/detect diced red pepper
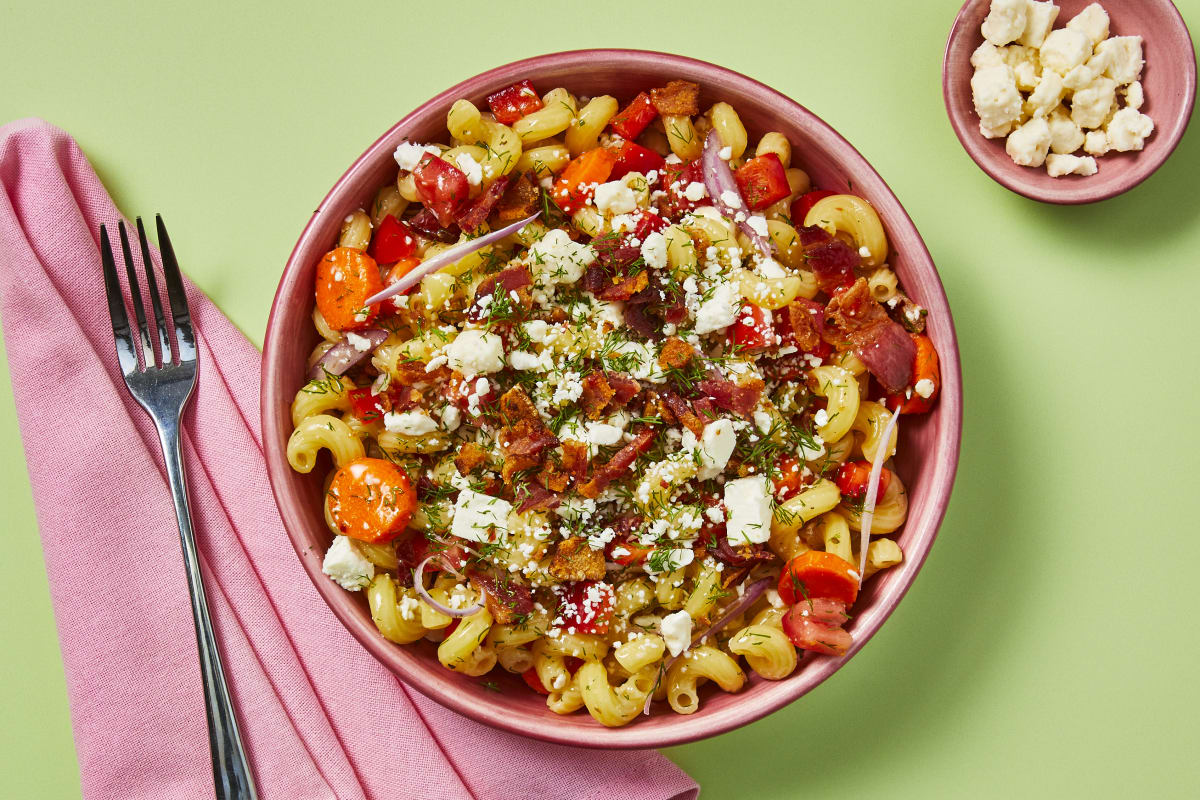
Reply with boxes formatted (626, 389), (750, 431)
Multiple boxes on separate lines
(487, 80), (543, 124)
(412, 154), (471, 228)
(734, 153), (790, 211)
(442, 374), (497, 413)
(522, 667), (550, 695)
(790, 189), (837, 225)
(609, 140), (666, 180)
(730, 302), (777, 352)
(347, 386), (389, 423)
(549, 148), (617, 215)
(609, 92), (658, 140)
(661, 159), (706, 216)
(885, 334), (940, 414)
(556, 580), (615, 635)
(835, 460), (892, 501)
(772, 456), (806, 502)
(368, 214), (417, 264)
(631, 209), (669, 241)
(605, 536), (654, 566)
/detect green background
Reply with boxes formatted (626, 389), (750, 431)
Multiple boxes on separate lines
(3, 0), (1198, 797)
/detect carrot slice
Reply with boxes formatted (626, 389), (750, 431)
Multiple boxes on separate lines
(326, 457), (416, 543)
(550, 148), (618, 215)
(778, 550), (860, 606)
(315, 247), (383, 331)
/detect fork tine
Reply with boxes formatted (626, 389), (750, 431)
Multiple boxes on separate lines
(156, 215), (196, 363)
(99, 225), (140, 376)
(136, 217), (174, 365)
(118, 220), (155, 368)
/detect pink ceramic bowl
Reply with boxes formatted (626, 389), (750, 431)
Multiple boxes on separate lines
(261, 49), (963, 749)
(944, 0), (1196, 204)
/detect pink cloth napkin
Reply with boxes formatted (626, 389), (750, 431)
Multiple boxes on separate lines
(0, 118), (699, 800)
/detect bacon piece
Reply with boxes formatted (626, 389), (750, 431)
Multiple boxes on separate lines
(692, 396), (719, 421)
(592, 234), (642, 271)
(469, 264), (532, 322)
(660, 389), (705, 437)
(577, 428), (656, 498)
(804, 234), (860, 293)
(548, 537), (606, 582)
(657, 336), (694, 370)
(888, 292), (927, 334)
(537, 460), (570, 493)
(497, 386), (559, 482)
(580, 372), (615, 420)
(642, 391), (675, 426)
(597, 270), (649, 301)
(515, 482), (562, 513)
(604, 371), (641, 406)
(621, 301), (659, 340)
(710, 537), (777, 569)
(496, 172), (541, 223)
(407, 207), (460, 244)
(695, 376), (764, 419)
(797, 225), (831, 247)
(787, 298), (830, 352)
(824, 278), (916, 393)
(454, 442), (489, 475)
(650, 80), (701, 116)
(456, 175), (511, 233)
(561, 440), (589, 481)
(468, 570), (535, 625)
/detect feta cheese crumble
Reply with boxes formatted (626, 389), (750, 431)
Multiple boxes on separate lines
(450, 489), (511, 543)
(724, 475), (773, 545)
(322, 535), (374, 591)
(660, 610), (693, 657)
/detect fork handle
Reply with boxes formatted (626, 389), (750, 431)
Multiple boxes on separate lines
(157, 417), (259, 800)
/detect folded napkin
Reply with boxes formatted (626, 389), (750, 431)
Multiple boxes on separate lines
(0, 119), (699, 800)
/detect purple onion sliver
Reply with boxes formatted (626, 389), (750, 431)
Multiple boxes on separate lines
(413, 555), (483, 618)
(306, 327), (389, 379)
(364, 212), (540, 307)
(699, 130), (773, 260)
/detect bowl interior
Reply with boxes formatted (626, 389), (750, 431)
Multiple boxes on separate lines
(944, 0), (1196, 204)
(262, 49), (963, 749)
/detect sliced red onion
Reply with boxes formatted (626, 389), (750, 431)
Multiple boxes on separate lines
(412, 555), (482, 618)
(643, 577), (772, 715)
(306, 327), (389, 379)
(363, 212), (540, 306)
(857, 408), (902, 578)
(700, 131), (772, 260)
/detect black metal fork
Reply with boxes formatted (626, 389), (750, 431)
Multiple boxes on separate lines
(99, 217), (257, 799)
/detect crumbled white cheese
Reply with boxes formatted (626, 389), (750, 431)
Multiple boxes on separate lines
(718, 145), (733, 160)
(646, 547), (695, 576)
(640, 231), (668, 270)
(660, 610), (693, 657)
(1095, 36), (1144, 85)
(344, 332), (373, 352)
(454, 152), (483, 186)
(383, 410), (438, 436)
(450, 489), (511, 543)
(441, 405), (462, 432)
(689, 418), (737, 480)
(693, 281), (742, 335)
(526, 228), (596, 288)
(594, 180), (638, 215)
(1046, 153), (1099, 177)
(508, 350), (543, 372)
(1024, 70), (1064, 119)
(393, 141), (438, 171)
(445, 329), (505, 377)
(1083, 129), (1109, 156)
(585, 422), (625, 447)
(1106, 107), (1155, 151)
(1018, 0), (1060, 47)
(971, 65), (1023, 138)
(322, 536), (374, 591)
(914, 378), (937, 398)
(1047, 107), (1085, 155)
(1040, 28), (1091, 73)
(719, 189), (742, 209)
(683, 181), (708, 202)
(1066, 3), (1110, 46)
(1071, 77), (1117, 129)
(1005, 117), (1052, 167)
(1125, 80), (1144, 111)
(724, 475), (773, 545)
(981, 0), (1028, 46)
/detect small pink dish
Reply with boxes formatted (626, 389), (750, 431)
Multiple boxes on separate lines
(944, 0), (1196, 204)
(261, 49), (963, 749)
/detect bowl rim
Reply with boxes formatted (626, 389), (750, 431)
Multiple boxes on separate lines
(942, 0), (1197, 205)
(262, 47), (964, 749)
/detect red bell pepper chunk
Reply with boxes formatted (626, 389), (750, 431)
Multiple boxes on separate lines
(730, 303), (777, 352)
(556, 580), (615, 635)
(662, 159), (706, 216)
(486, 80), (543, 125)
(835, 460), (892, 501)
(609, 140), (666, 179)
(522, 667), (551, 695)
(771, 455), (806, 502)
(609, 92), (658, 140)
(885, 334), (940, 414)
(734, 153), (790, 211)
(412, 154), (471, 228)
(605, 535), (654, 566)
(347, 386), (388, 423)
(790, 189), (837, 225)
(442, 374), (497, 413)
(368, 214), (417, 264)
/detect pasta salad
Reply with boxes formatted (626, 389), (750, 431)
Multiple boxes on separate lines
(286, 77), (942, 727)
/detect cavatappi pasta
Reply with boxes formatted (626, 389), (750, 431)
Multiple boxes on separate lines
(291, 76), (943, 728)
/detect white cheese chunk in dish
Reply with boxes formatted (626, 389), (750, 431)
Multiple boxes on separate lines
(1070, 77), (1117, 130)
(660, 610), (693, 658)
(1039, 28), (1091, 73)
(322, 535), (374, 591)
(972, 65), (1023, 138)
(1083, 129), (1110, 156)
(1095, 36), (1144, 85)
(1046, 153), (1099, 177)
(1047, 108), (1085, 155)
(593, 180), (638, 215)
(1018, 1), (1061, 48)
(450, 489), (511, 543)
(693, 281), (742, 335)
(383, 410), (438, 436)
(1005, 117), (1052, 167)
(1065, 3), (1110, 46)
(1106, 108), (1155, 152)
(724, 475), (773, 545)
(981, 0), (1028, 46)
(445, 329), (505, 377)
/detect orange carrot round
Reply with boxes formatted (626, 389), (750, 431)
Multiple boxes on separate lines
(778, 550), (860, 606)
(326, 457), (416, 543)
(315, 247), (383, 331)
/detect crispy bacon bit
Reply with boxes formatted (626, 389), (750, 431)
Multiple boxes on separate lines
(592, 234), (642, 271)
(695, 376), (764, 419)
(657, 336), (695, 370)
(468, 570), (534, 625)
(580, 372), (615, 420)
(454, 442), (489, 476)
(650, 80), (701, 116)
(496, 172), (541, 223)
(642, 391), (675, 426)
(621, 301), (659, 340)
(390, 360), (433, 386)
(577, 428), (656, 498)
(787, 298), (830, 352)
(456, 175), (511, 233)
(597, 270), (649, 301)
(515, 482), (562, 513)
(469, 264), (531, 322)
(548, 537), (606, 582)
(660, 390), (705, 437)
(692, 396), (719, 421)
(498, 386), (559, 482)
(710, 537), (777, 569)
(824, 278), (916, 394)
(889, 292), (927, 334)
(605, 372), (641, 406)
(561, 440), (589, 481)
(797, 225), (860, 293)
(537, 460), (570, 493)
(407, 207), (460, 244)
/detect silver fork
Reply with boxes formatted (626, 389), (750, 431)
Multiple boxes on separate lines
(100, 217), (258, 800)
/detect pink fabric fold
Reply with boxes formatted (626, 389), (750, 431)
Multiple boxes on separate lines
(0, 118), (699, 800)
